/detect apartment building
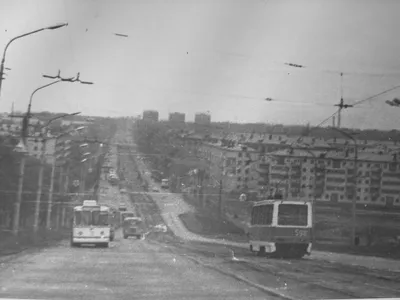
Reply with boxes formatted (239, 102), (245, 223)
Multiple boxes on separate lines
(142, 110), (159, 122)
(264, 148), (400, 207)
(168, 112), (185, 123)
(197, 139), (259, 194)
(194, 112), (211, 125)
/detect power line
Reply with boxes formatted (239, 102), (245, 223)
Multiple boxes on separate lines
(353, 83), (400, 107)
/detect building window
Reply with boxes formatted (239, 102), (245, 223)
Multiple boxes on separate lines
(238, 177), (242, 181)
(356, 196), (360, 201)
(357, 188), (361, 192)
(302, 168), (307, 172)
(302, 176), (306, 180)
(364, 188), (368, 192)
(340, 195), (344, 199)
(367, 164), (371, 167)
(34, 146), (38, 151)
(364, 196), (368, 200)
(358, 163), (363, 167)
(238, 152), (242, 158)
(325, 194), (329, 199)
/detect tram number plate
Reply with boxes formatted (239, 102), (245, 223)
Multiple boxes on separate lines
(294, 229), (308, 237)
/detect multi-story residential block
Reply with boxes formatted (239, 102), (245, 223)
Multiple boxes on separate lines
(194, 112), (211, 126)
(197, 139), (259, 195)
(142, 110), (159, 122)
(263, 148), (400, 207)
(168, 112), (185, 123)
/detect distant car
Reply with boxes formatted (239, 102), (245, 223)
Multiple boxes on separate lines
(153, 224), (167, 233)
(119, 203), (128, 212)
(152, 187), (159, 192)
(123, 217), (145, 239)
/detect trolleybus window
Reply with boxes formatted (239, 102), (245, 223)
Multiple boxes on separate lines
(278, 204), (308, 226)
(74, 211), (91, 226)
(92, 211), (110, 226)
(251, 204), (273, 225)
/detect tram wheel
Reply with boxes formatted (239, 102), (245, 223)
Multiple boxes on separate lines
(257, 246), (266, 257)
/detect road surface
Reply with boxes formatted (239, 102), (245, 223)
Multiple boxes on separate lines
(0, 231), (269, 300)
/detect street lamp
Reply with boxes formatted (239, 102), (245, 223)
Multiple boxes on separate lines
(331, 127), (358, 246)
(0, 23), (68, 99)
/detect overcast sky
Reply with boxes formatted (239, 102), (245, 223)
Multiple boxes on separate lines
(1, 0), (400, 129)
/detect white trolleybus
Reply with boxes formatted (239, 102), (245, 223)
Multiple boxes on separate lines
(71, 200), (112, 248)
(248, 199), (313, 259)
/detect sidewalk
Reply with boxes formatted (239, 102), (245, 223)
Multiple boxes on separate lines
(0, 228), (69, 256)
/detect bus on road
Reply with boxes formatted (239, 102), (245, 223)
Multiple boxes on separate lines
(71, 200), (113, 248)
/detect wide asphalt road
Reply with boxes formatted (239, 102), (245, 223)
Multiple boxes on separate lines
(0, 231), (271, 300)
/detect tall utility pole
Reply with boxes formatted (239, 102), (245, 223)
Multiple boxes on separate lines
(217, 153), (226, 217)
(13, 151), (26, 236)
(218, 178), (223, 216)
(33, 137), (46, 232)
(352, 146), (358, 246)
(334, 73), (353, 128)
(57, 164), (64, 229)
(331, 127), (358, 246)
(46, 157), (57, 229)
